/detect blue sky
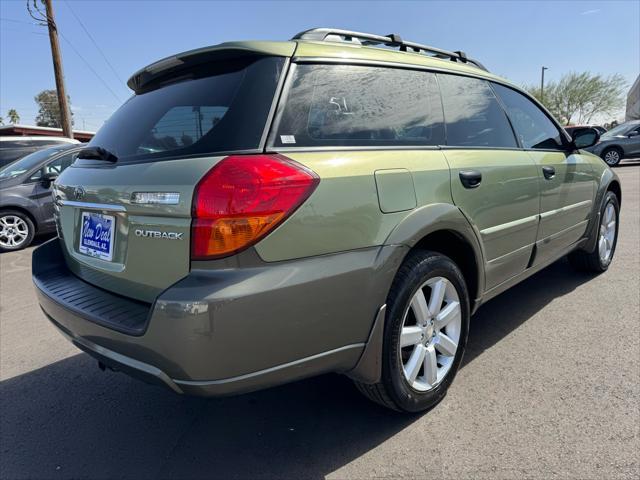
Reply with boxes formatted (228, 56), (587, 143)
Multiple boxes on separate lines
(1, 0), (638, 131)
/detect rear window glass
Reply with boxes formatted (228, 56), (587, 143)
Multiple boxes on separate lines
(274, 64), (445, 147)
(85, 56), (284, 162)
(437, 74), (517, 148)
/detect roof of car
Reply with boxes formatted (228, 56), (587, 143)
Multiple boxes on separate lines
(127, 29), (512, 93)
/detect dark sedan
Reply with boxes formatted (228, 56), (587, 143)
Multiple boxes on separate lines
(0, 144), (81, 251)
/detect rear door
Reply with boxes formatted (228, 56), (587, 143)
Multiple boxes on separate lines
(438, 74), (540, 290)
(53, 55), (285, 303)
(492, 83), (597, 265)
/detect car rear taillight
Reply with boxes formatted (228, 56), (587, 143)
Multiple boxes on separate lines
(191, 154), (319, 260)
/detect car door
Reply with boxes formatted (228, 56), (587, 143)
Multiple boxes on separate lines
(492, 83), (598, 266)
(438, 74), (541, 290)
(32, 150), (79, 230)
(623, 125), (640, 156)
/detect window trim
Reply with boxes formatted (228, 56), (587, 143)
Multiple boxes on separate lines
(266, 57), (572, 153)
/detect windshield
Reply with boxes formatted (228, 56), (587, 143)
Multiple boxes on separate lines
(0, 145), (71, 179)
(85, 56), (284, 163)
(602, 123), (637, 138)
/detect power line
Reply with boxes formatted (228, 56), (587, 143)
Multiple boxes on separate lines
(0, 16), (39, 25)
(57, 30), (122, 103)
(61, 0), (125, 85)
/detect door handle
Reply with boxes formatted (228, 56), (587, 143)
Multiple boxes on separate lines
(459, 170), (482, 189)
(542, 166), (555, 180)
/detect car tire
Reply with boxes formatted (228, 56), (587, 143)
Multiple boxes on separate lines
(601, 147), (623, 167)
(0, 210), (35, 252)
(568, 191), (619, 273)
(354, 250), (470, 412)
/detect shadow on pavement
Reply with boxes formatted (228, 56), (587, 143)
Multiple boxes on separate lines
(0, 258), (595, 479)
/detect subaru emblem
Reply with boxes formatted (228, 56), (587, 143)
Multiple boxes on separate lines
(73, 186), (86, 200)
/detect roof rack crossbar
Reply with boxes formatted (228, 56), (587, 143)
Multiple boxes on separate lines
(292, 28), (488, 72)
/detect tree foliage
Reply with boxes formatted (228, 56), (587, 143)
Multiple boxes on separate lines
(7, 109), (20, 124)
(525, 72), (626, 125)
(34, 89), (73, 128)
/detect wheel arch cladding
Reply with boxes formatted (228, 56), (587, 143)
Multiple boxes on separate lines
(410, 230), (480, 311)
(607, 179), (622, 206)
(384, 203), (484, 310)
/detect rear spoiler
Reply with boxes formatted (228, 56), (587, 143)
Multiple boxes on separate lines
(127, 41), (295, 93)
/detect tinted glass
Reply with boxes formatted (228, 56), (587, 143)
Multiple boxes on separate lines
(86, 56), (284, 162)
(275, 64), (445, 147)
(492, 83), (564, 150)
(437, 74), (517, 148)
(603, 122), (640, 138)
(45, 151), (78, 174)
(0, 145), (73, 179)
(0, 148), (38, 167)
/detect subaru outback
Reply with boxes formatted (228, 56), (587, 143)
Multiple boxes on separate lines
(32, 28), (621, 412)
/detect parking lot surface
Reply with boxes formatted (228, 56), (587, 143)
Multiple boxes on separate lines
(1, 162), (639, 480)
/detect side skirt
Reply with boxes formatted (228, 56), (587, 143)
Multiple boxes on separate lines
(479, 237), (588, 305)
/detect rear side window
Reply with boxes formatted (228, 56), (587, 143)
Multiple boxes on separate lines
(438, 74), (517, 148)
(86, 56), (284, 162)
(274, 64), (445, 147)
(492, 83), (564, 150)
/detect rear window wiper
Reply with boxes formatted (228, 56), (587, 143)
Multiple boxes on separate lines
(78, 146), (118, 163)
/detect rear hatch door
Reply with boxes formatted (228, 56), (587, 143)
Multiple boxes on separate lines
(53, 54), (287, 303)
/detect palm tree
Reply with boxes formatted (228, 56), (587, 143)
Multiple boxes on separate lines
(7, 109), (20, 124)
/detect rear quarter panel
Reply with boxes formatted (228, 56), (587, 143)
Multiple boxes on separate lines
(255, 150), (453, 261)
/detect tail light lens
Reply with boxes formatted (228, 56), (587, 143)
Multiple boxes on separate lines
(191, 154), (319, 260)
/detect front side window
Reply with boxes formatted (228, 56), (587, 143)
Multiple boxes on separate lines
(274, 64), (445, 147)
(602, 122), (640, 138)
(29, 151), (78, 181)
(437, 74), (517, 148)
(492, 83), (564, 150)
(45, 151), (78, 174)
(0, 146), (68, 179)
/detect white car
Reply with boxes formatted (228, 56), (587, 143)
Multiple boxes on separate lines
(0, 136), (80, 167)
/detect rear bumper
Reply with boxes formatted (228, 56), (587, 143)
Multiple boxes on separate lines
(33, 238), (405, 396)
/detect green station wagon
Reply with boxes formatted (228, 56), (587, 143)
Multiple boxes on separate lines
(33, 29), (621, 412)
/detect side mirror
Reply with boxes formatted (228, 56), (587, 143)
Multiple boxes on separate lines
(41, 171), (59, 188)
(571, 127), (600, 149)
(628, 131), (639, 138)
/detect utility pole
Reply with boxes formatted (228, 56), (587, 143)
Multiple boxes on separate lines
(43, 0), (73, 138)
(540, 66), (548, 104)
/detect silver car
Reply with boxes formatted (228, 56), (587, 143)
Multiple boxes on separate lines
(588, 120), (640, 166)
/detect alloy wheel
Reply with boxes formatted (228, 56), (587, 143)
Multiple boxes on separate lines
(604, 150), (620, 165)
(598, 202), (616, 264)
(0, 215), (29, 248)
(399, 276), (462, 392)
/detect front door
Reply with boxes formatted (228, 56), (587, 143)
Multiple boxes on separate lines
(491, 83), (597, 265)
(438, 74), (540, 290)
(34, 150), (79, 230)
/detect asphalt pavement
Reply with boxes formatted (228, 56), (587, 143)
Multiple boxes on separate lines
(1, 162), (639, 480)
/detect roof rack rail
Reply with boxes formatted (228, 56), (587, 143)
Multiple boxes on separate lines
(292, 28), (488, 72)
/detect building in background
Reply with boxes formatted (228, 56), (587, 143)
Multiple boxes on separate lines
(0, 124), (94, 142)
(627, 75), (640, 121)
